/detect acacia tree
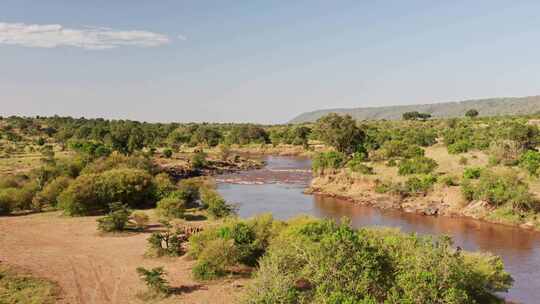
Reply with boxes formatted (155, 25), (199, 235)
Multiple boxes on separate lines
(314, 113), (364, 154)
(402, 111), (431, 121)
(465, 109), (479, 118)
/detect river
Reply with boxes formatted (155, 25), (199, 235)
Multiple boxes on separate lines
(216, 156), (540, 303)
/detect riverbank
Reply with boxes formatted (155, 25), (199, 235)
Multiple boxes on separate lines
(307, 170), (540, 232)
(155, 153), (265, 180)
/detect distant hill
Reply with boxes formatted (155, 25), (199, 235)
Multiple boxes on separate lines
(289, 96), (540, 123)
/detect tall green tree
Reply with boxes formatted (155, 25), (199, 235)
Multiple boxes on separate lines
(314, 114), (364, 154)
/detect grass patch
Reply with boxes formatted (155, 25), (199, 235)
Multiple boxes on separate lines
(0, 265), (59, 304)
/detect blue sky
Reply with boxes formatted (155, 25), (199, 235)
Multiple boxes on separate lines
(1, 1), (540, 123)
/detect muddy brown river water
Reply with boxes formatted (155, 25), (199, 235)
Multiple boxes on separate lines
(217, 156), (540, 304)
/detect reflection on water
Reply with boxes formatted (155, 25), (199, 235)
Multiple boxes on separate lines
(217, 156), (540, 304)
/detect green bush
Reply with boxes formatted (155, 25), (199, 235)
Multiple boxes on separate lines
(312, 151), (345, 173)
(81, 153), (155, 175)
(347, 155), (374, 174)
(398, 156), (438, 175)
(136, 267), (169, 295)
(32, 176), (72, 209)
(0, 182), (38, 214)
(200, 189), (235, 218)
(402, 145), (425, 159)
(156, 196), (186, 219)
(189, 215), (277, 278)
(448, 140), (472, 154)
(191, 151), (207, 170)
(97, 202), (131, 232)
(404, 174), (437, 195)
(192, 238), (239, 280)
(519, 150), (540, 176)
(461, 170), (535, 210)
(58, 168), (154, 216)
(177, 178), (202, 206)
(243, 218), (512, 304)
(463, 167), (483, 179)
(163, 148), (173, 158)
(152, 173), (175, 200)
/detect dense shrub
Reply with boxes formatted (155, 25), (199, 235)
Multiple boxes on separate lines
(136, 267), (169, 295)
(192, 239), (239, 280)
(96, 202), (131, 232)
(189, 215), (276, 279)
(448, 140), (472, 154)
(404, 174), (437, 195)
(58, 168), (154, 215)
(519, 150), (540, 176)
(314, 113), (365, 154)
(156, 196), (186, 219)
(347, 153), (374, 174)
(177, 178), (202, 206)
(312, 151), (345, 173)
(162, 148), (173, 158)
(398, 156), (438, 175)
(0, 182), (38, 214)
(199, 187), (236, 218)
(152, 173), (175, 200)
(227, 124), (269, 145)
(81, 153), (155, 175)
(32, 176), (72, 209)
(191, 151), (207, 170)
(243, 218), (512, 304)
(463, 167), (483, 179)
(461, 170), (535, 210)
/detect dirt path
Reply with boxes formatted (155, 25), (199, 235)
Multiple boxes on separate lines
(0, 212), (247, 304)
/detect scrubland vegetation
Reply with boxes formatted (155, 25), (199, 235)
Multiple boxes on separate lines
(1, 112), (538, 303)
(0, 265), (59, 304)
(188, 215), (512, 303)
(310, 112), (540, 229)
(0, 115), (311, 216)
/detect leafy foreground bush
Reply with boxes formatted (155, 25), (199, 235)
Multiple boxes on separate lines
(243, 217), (513, 304)
(189, 214), (275, 280)
(0, 265), (59, 304)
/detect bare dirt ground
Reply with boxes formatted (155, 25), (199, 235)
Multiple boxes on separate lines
(0, 212), (248, 304)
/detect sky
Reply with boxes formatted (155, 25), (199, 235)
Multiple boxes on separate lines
(1, 0), (540, 124)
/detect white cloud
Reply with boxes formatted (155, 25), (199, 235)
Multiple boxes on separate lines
(177, 34), (187, 41)
(0, 22), (170, 50)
